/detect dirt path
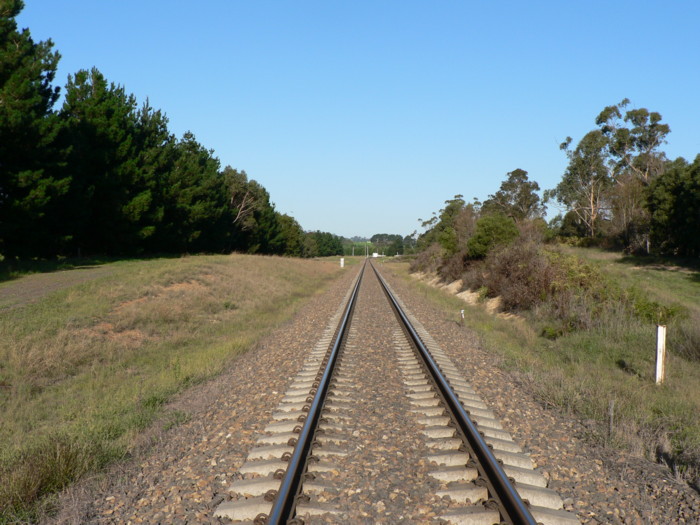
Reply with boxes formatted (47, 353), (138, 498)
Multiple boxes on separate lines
(0, 266), (113, 310)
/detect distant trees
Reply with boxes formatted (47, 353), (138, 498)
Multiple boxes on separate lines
(402, 233), (417, 254)
(370, 233), (404, 255)
(340, 233), (409, 257)
(303, 231), (343, 257)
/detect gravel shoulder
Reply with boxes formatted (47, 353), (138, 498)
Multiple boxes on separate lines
(0, 266), (112, 310)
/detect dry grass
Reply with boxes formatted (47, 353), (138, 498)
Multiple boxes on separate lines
(0, 254), (343, 522)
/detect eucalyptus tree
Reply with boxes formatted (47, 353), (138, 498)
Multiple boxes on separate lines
(402, 232), (417, 254)
(482, 169), (545, 221)
(433, 194), (465, 254)
(545, 131), (611, 238)
(596, 98), (670, 185)
(417, 195), (480, 255)
(595, 99), (670, 251)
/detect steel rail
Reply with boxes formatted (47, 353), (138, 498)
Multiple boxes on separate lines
(265, 261), (366, 525)
(371, 261), (537, 525)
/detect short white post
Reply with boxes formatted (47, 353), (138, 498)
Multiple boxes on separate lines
(655, 325), (667, 385)
(340, 257), (345, 268)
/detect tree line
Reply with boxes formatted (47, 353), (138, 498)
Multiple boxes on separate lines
(415, 99), (698, 261)
(547, 98), (699, 256)
(0, 1), (344, 260)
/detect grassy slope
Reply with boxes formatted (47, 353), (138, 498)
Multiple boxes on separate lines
(0, 254), (345, 522)
(561, 246), (700, 317)
(385, 250), (700, 484)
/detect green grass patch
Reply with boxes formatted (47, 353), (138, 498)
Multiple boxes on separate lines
(0, 255), (148, 283)
(0, 254), (344, 522)
(561, 246), (700, 316)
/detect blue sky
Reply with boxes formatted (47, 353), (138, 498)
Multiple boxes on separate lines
(18, 1), (700, 238)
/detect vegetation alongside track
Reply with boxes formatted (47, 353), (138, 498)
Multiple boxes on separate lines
(388, 247), (700, 489)
(1, 2), (346, 262)
(0, 254), (344, 522)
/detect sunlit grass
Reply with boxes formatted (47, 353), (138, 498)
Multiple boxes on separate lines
(561, 246), (700, 316)
(0, 254), (343, 522)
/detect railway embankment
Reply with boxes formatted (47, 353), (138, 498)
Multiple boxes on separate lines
(46, 258), (700, 523)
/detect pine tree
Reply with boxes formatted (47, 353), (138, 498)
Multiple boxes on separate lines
(157, 132), (229, 253)
(56, 68), (140, 254)
(0, 0), (66, 257)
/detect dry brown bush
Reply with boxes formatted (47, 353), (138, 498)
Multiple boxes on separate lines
(480, 241), (557, 311)
(409, 243), (443, 273)
(438, 249), (469, 282)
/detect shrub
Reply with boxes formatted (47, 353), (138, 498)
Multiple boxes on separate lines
(409, 242), (443, 273)
(632, 294), (685, 325)
(544, 288), (598, 331)
(480, 241), (557, 311)
(438, 250), (468, 282)
(518, 218), (548, 243)
(466, 213), (519, 258)
(460, 262), (485, 292)
(545, 250), (607, 292)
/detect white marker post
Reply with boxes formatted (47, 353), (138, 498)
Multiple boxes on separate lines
(340, 257), (345, 268)
(655, 325), (667, 385)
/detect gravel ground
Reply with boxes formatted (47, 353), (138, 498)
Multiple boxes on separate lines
(47, 260), (700, 524)
(298, 267), (451, 523)
(0, 266), (112, 310)
(378, 263), (700, 525)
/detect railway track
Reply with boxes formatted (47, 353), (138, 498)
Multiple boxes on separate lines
(215, 261), (579, 524)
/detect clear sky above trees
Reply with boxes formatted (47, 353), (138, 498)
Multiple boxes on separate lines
(17, 1), (700, 238)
